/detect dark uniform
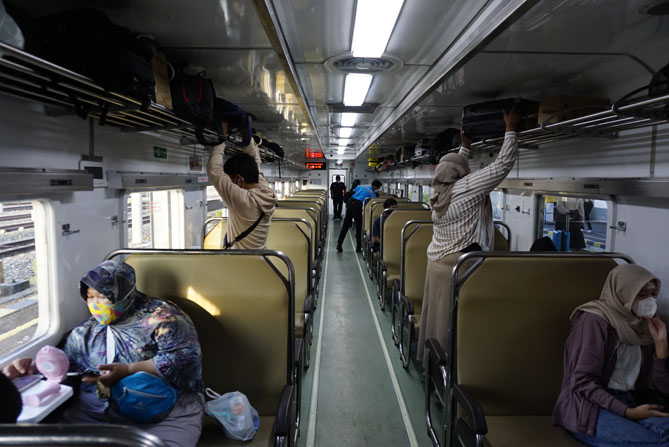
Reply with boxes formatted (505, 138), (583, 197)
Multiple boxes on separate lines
(329, 181), (346, 219)
(337, 185), (377, 252)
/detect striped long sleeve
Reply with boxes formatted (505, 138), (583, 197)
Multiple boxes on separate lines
(427, 132), (518, 260)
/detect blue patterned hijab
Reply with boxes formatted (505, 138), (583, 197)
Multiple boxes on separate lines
(65, 260), (204, 392)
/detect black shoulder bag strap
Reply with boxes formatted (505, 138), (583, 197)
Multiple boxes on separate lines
(222, 211), (265, 249)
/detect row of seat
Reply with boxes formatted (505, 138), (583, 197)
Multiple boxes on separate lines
(360, 195), (513, 373)
(363, 205), (630, 446)
(423, 252), (634, 447)
(199, 189), (328, 445)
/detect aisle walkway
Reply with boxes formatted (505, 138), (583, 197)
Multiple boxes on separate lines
(298, 220), (432, 447)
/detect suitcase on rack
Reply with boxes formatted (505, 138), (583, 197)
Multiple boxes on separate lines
(461, 98), (538, 141)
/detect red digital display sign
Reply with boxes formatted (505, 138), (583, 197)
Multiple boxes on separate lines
(305, 148), (324, 159)
(305, 162), (326, 170)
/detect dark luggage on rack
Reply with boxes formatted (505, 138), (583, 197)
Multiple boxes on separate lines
(403, 143), (416, 161)
(265, 141), (284, 159)
(429, 128), (461, 164)
(9, 7), (156, 106)
(461, 98), (538, 141)
(214, 98), (256, 147)
(170, 69), (226, 146)
(649, 61), (669, 98)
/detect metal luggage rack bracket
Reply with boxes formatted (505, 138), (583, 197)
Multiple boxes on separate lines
(0, 41), (306, 168)
(470, 92), (669, 153)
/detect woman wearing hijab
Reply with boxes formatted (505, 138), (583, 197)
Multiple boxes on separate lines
(553, 264), (669, 445)
(416, 109), (521, 365)
(3, 260), (204, 447)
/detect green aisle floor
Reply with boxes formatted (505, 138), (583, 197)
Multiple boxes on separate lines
(297, 220), (435, 447)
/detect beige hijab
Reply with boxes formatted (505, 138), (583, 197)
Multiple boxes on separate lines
(430, 153), (470, 214)
(571, 264), (661, 345)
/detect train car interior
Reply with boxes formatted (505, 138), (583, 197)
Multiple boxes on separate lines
(0, 0), (668, 446)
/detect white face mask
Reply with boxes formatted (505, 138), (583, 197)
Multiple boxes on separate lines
(633, 297), (657, 318)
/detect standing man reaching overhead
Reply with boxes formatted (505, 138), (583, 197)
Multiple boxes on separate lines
(330, 175), (346, 219)
(336, 179), (382, 253)
(206, 126), (277, 249)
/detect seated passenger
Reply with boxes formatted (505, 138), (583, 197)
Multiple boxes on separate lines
(206, 131), (276, 249)
(530, 236), (558, 251)
(3, 261), (203, 447)
(553, 264), (669, 445)
(336, 179), (383, 253)
(372, 198), (398, 252)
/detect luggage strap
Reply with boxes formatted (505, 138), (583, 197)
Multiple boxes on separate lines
(223, 211), (265, 249)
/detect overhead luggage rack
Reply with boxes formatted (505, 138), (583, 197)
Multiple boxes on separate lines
(471, 93), (669, 153)
(0, 41), (303, 167)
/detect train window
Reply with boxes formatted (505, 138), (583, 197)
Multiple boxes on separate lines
(490, 190), (504, 220)
(422, 185), (432, 203)
(540, 195), (608, 252)
(126, 190), (185, 249)
(205, 185), (227, 219)
(0, 201), (51, 359)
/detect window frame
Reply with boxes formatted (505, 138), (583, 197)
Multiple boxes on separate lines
(123, 188), (186, 250)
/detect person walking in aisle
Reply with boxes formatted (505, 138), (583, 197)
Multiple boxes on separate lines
(330, 175), (346, 219)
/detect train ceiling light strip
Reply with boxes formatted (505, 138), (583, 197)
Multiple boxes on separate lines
(343, 74), (373, 107)
(351, 0), (405, 58)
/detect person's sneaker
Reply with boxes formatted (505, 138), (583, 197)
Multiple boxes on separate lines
(336, 245), (343, 253)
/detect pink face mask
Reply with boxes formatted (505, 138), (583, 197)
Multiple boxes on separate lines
(35, 345), (69, 382)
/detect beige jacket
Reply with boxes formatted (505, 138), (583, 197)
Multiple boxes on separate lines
(206, 141), (276, 249)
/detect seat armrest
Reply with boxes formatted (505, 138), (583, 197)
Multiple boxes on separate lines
(453, 383), (488, 445)
(426, 338), (447, 367)
(294, 339), (303, 369)
(274, 384), (295, 437)
(399, 293), (414, 315)
(304, 294), (314, 314)
(391, 279), (400, 292)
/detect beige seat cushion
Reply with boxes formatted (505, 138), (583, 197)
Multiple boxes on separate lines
(198, 416), (276, 447)
(295, 313), (305, 339)
(484, 416), (585, 447)
(382, 209), (431, 278)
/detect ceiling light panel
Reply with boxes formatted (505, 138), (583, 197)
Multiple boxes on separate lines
(339, 127), (354, 138)
(351, 0), (405, 58)
(343, 73), (373, 106)
(341, 113), (358, 127)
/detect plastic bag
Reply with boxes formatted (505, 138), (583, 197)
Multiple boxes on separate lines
(0, 0), (25, 49)
(204, 389), (260, 441)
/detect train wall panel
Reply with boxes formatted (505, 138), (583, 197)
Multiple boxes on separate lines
(612, 197), (669, 317)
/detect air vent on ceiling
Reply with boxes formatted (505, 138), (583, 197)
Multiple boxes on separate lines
(325, 55), (403, 74)
(640, 0), (669, 14)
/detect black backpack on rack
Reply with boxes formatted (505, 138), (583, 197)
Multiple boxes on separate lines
(7, 7), (155, 108)
(170, 69), (225, 146)
(264, 141), (285, 159)
(429, 128), (461, 164)
(214, 98), (256, 147)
